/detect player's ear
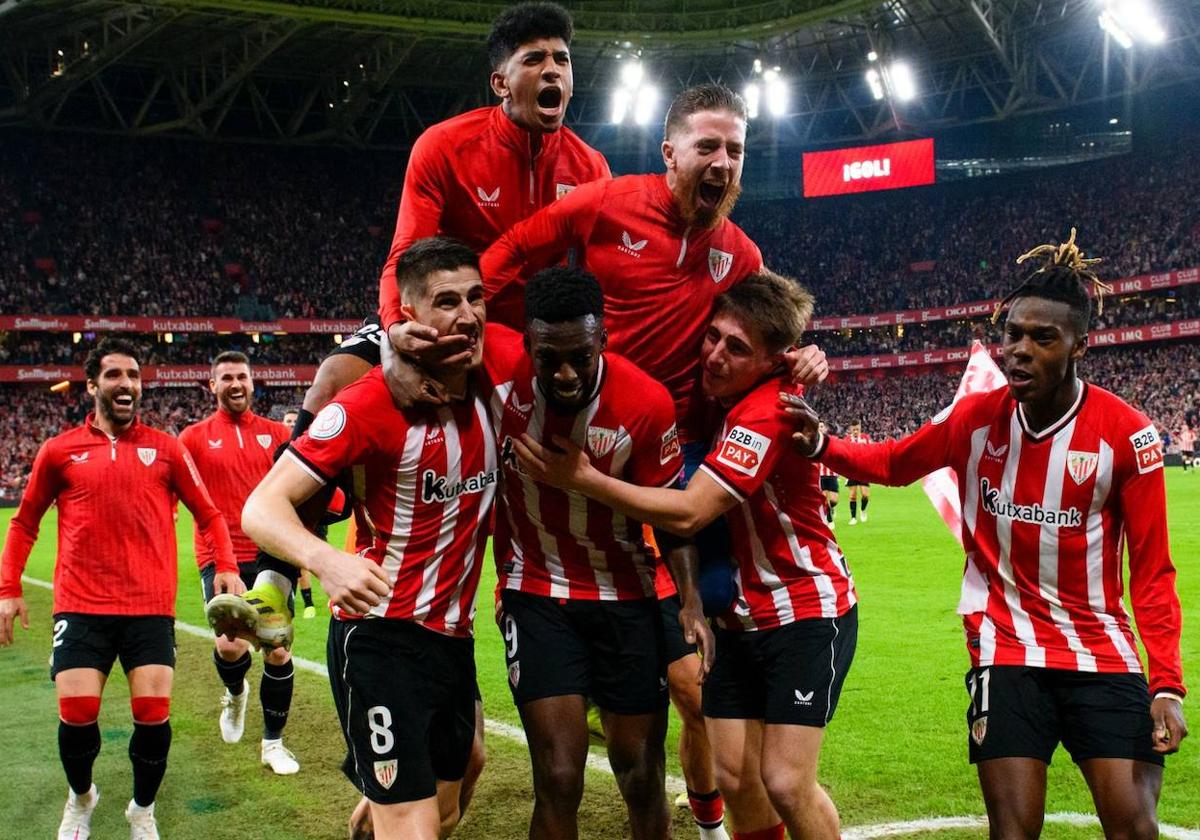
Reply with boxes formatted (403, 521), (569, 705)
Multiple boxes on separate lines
(208, 379), (218, 395)
(490, 69), (510, 101)
(661, 139), (676, 171)
(599, 328), (608, 354)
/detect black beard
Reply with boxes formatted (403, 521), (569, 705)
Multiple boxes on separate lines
(97, 390), (140, 424)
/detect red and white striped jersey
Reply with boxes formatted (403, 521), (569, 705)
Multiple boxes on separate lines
(482, 324), (683, 601)
(818, 463), (838, 480)
(287, 368), (499, 637)
(699, 377), (857, 631)
(819, 382), (1185, 697)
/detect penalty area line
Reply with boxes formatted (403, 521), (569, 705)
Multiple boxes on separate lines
(21, 575), (687, 794)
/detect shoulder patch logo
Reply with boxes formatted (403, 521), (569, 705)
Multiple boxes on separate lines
(137, 447), (157, 467)
(659, 424), (681, 466)
(708, 248), (733, 283)
(555, 183), (576, 201)
(931, 403), (954, 425)
(310, 403), (347, 441)
(586, 426), (620, 460)
(716, 425), (770, 477)
(256, 434), (273, 449)
(476, 186), (500, 205)
(619, 230), (648, 257)
(1066, 450), (1100, 485)
(374, 759), (397, 790)
(1130, 424), (1163, 475)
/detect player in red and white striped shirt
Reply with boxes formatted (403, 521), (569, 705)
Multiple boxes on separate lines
(816, 431), (840, 527)
(0, 338), (240, 839)
(844, 423), (871, 524)
(789, 232), (1187, 839)
(242, 239), (498, 840)
(518, 271), (853, 840)
(485, 266), (712, 839)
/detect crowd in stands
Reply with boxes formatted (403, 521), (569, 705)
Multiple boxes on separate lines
(0, 385), (303, 501)
(3, 130), (1200, 326)
(0, 332), (340, 366)
(814, 342), (1200, 441)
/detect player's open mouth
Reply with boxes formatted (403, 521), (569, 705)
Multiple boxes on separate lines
(698, 181), (725, 209)
(1008, 368), (1034, 385)
(114, 394), (134, 407)
(537, 86), (563, 114)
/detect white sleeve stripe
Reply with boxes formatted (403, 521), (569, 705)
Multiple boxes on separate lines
(699, 463), (745, 503)
(283, 449), (328, 487)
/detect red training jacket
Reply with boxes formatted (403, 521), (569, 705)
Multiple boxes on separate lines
(378, 105), (610, 330)
(0, 414), (235, 616)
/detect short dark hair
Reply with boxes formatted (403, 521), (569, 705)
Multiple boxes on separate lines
(487, 2), (573, 70)
(211, 350), (250, 377)
(713, 270), (814, 354)
(524, 266), (604, 325)
(84, 337), (141, 382)
(395, 237), (480, 300)
(664, 83), (748, 139)
(996, 229), (1101, 335)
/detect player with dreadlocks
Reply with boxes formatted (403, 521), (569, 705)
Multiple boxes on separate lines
(785, 230), (1187, 839)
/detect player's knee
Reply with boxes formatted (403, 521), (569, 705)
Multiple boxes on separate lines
(712, 763), (757, 806)
(131, 695), (171, 725)
(1101, 814), (1158, 840)
(438, 801), (461, 838)
(533, 758), (585, 809)
(264, 645), (291, 666)
(668, 673), (704, 721)
(59, 695), (101, 725)
(761, 763), (816, 812)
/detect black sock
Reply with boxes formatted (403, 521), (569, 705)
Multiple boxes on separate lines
(850, 500), (857, 518)
(214, 649), (252, 694)
(59, 721), (101, 795)
(300, 587), (314, 608)
(862, 496), (870, 512)
(129, 721), (171, 807)
(261, 659), (294, 740)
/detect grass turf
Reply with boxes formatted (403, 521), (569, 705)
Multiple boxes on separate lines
(1, 473), (1196, 838)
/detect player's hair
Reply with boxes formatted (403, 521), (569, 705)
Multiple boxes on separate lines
(524, 266), (604, 325)
(664, 83), (748, 139)
(395, 237), (480, 300)
(991, 228), (1111, 335)
(713, 270), (814, 354)
(487, 2), (573, 69)
(211, 350), (250, 376)
(84, 337), (141, 382)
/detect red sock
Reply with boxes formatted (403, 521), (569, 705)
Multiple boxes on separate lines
(733, 824), (785, 840)
(687, 788), (725, 828)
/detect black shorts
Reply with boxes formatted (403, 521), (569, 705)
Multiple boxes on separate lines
(326, 617), (476, 804)
(703, 606), (857, 726)
(500, 589), (668, 715)
(200, 561), (258, 603)
(660, 595), (698, 665)
(51, 613), (176, 678)
(965, 665), (1164, 766)
(845, 479), (869, 488)
(819, 476), (839, 493)
(327, 316), (382, 366)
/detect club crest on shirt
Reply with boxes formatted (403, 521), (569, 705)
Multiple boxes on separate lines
(256, 434), (273, 449)
(137, 447), (157, 467)
(586, 426), (619, 459)
(708, 248), (733, 283)
(971, 715), (988, 746)
(556, 183), (576, 200)
(374, 759), (397, 790)
(1066, 450), (1099, 485)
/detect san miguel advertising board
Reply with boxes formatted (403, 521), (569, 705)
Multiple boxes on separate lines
(802, 138), (935, 198)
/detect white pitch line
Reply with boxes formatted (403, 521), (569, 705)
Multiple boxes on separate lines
(844, 811), (1200, 839)
(21, 575), (687, 794)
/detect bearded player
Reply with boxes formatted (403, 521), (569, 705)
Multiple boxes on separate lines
(788, 231), (1187, 839)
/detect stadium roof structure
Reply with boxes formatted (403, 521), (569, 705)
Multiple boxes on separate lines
(1, 0), (1199, 151)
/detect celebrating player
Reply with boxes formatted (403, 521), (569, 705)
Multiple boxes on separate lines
(844, 422), (870, 524)
(517, 272), (856, 840)
(242, 239), (497, 840)
(787, 231), (1188, 839)
(485, 266), (712, 839)
(178, 352), (299, 775)
(0, 337), (241, 840)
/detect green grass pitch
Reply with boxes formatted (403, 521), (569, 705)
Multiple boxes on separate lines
(1, 475), (1196, 838)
